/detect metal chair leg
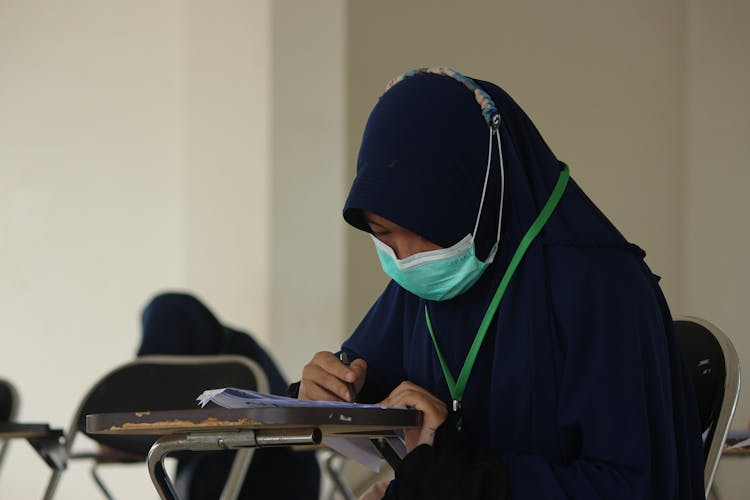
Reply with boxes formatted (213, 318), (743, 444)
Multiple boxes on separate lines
(43, 469), (63, 500)
(0, 441), (10, 479)
(324, 451), (356, 500)
(90, 463), (115, 500)
(220, 448), (255, 500)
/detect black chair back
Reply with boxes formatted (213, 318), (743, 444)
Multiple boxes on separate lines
(673, 319), (726, 460)
(0, 378), (19, 476)
(43, 355), (268, 499)
(673, 316), (740, 498)
(0, 379), (17, 423)
(76, 356), (265, 456)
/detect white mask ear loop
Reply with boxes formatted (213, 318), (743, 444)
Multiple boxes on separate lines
(471, 127), (505, 243)
(495, 128), (505, 241)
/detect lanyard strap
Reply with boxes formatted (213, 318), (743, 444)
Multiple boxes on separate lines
(426, 162), (570, 407)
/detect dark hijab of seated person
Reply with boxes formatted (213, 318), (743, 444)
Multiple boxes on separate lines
(138, 291), (289, 395)
(138, 292), (320, 500)
(340, 69), (704, 499)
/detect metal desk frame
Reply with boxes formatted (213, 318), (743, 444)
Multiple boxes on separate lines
(87, 405), (421, 500)
(0, 423), (66, 471)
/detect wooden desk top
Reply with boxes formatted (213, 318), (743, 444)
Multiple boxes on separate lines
(723, 443), (750, 456)
(723, 432), (750, 456)
(0, 422), (62, 440)
(86, 405), (422, 437)
(723, 447), (750, 456)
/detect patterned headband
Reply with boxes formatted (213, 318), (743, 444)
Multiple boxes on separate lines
(384, 66), (501, 130)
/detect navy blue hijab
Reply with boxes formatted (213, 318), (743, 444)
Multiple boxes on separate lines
(137, 292), (321, 500)
(342, 72), (703, 499)
(138, 292), (288, 396)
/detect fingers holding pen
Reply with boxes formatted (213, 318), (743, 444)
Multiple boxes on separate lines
(298, 351), (367, 402)
(298, 362), (349, 401)
(349, 357), (368, 394)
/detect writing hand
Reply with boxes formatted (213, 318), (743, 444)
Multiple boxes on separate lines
(299, 351), (367, 402)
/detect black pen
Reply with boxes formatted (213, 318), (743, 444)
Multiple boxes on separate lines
(339, 351), (357, 403)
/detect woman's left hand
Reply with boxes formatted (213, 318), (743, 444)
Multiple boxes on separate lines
(379, 381), (448, 452)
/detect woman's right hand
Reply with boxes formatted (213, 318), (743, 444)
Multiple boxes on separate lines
(298, 351), (367, 402)
(379, 381), (448, 452)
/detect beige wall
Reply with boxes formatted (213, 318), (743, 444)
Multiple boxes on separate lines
(269, 0), (347, 382)
(0, 0), (271, 497)
(684, 0), (750, 496)
(182, 0), (272, 341)
(0, 1), (182, 497)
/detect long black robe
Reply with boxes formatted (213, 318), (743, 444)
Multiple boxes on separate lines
(341, 72), (704, 499)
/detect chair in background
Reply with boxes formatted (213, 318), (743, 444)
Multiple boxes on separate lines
(0, 378), (19, 475)
(320, 449), (399, 500)
(673, 316), (741, 498)
(42, 355), (268, 500)
(0, 378), (65, 481)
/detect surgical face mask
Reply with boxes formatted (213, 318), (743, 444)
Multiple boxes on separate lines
(372, 128), (505, 301)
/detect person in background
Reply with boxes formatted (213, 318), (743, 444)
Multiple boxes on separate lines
(296, 68), (704, 499)
(139, 291), (320, 500)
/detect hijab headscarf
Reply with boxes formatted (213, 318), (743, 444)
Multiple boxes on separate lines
(136, 292), (321, 499)
(138, 292), (288, 395)
(342, 69), (703, 499)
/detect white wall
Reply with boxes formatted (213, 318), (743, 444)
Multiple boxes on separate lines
(269, 0), (347, 381)
(0, 1), (182, 497)
(182, 0), (272, 341)
(684, 0), (750, 496)
(0, 0), (272, 497)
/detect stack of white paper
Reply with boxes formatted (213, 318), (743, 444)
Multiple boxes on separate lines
(197, 387), (387, 410)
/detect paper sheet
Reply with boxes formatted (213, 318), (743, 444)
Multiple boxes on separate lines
(323, 437), (384, 472)
(729, 437), (750, 449)
(197, 387), (391, 410)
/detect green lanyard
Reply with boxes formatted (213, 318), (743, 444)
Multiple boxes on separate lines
(425, 162), (570, 416)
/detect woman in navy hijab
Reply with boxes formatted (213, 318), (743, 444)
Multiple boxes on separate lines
(297, 68), (704, 499)
(139, 292), (320, 500)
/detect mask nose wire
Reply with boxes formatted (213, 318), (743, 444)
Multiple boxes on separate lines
(471, 128), (505, 244)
